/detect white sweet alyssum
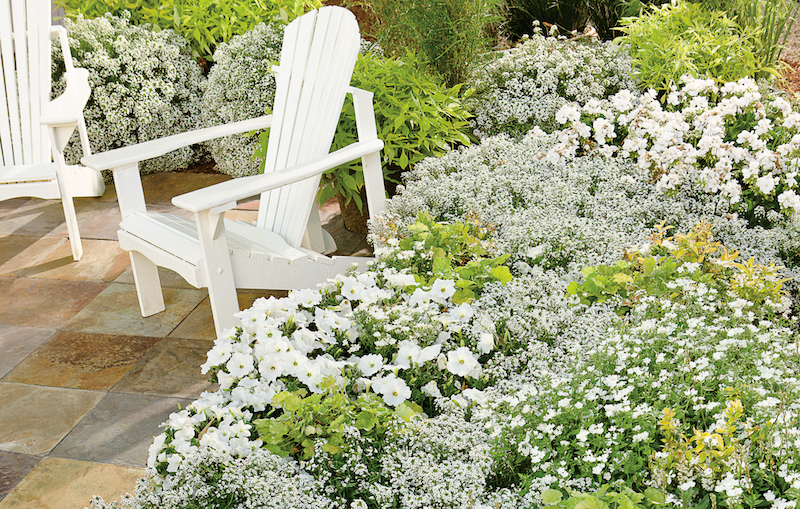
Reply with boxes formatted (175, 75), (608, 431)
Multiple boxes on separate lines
(52, 13), (205, 174)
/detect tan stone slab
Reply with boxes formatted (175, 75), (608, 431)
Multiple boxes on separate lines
(63, 283), (207, 338)
(0, 451), (41, 502)
(112, 265), (195, 289)
(51, 392), (192, 467)
(0, 278), (108, 329)
(0, 457), (143, 509)
(7, 240), (129, 283)
(0, 383), (103, 455)
(0, 199), (114, 238)
(169, 289), (288, 340)
(0, 326), (56, 379)
(141, 171), (231, 205)
(2, 331), (160, 391)
(113, 337), (216, 398)
(0, 236), (67, 276)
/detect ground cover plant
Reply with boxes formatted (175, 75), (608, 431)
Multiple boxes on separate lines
(467, 27), (637, 139)
(89, 87), (800, 508)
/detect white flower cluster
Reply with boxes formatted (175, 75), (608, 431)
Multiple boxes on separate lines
(549, 76), (800, 217)
(372, 130), (800, 286)
(52, 13), (205, 174)
(201, 23), (284, 178)
(468, 32), (636, 139)
(89, 447), (334, 509)
(146, 267), (499, 476)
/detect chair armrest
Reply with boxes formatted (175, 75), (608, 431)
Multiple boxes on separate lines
(172, 138), (385, 213)
(40, 68), (91, 127)
(81, 115), (274, 171)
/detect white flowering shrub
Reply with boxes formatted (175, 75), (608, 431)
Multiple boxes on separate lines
(89, 75), (800, 508)
(549, 76), (800, 225)
(467, 31), (637, 139)
(52, 13), (205, 174)
(201, 23), (284, 178)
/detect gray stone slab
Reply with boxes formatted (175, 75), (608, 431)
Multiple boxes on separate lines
(50, 392), (192, 468)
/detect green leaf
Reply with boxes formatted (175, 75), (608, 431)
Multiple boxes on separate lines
(541, 489), (563, 506)
(490, 266), (512, 284)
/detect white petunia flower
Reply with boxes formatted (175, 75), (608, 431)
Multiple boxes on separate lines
(446, 347), (480, 377)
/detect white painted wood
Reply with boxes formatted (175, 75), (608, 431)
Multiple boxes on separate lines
(1, 3), (104, 261)
(129, 250), (166, 317)
(81, 115), (273, 171)
(195, 210), (239, 334)
(93, 7), (386, 337)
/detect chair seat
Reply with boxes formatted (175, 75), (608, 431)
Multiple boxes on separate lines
(0, 162), (58, 185)
(120, 212), (314, 269)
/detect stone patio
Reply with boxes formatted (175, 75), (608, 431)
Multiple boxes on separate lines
(0, 171), (371, 508)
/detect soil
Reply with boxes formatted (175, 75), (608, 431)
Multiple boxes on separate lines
(777, 16), (800, 96)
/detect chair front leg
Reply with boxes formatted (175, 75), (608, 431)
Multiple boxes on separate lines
(195, 210), (239, 337)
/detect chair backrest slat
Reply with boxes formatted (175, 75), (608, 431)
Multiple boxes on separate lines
(0, 0), (51, 167)
(256, 7), (360, 248)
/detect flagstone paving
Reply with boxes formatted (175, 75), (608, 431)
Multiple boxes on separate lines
(0, 171), (370, 507)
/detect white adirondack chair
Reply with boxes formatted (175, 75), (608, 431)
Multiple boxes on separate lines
(1, 0), (105, 261)
(81, 6), (386, 337)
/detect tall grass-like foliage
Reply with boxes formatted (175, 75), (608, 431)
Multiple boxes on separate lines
(690, 0), (799, 68)
(616, 1), (776, 93)
(52, 13), (205, 174)
(360, 0), (502, 87)
(56, 0), (321, 62)
(503, 0), (589, 40)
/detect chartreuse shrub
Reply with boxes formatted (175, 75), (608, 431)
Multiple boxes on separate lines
(317, 52), (474, 212)
(615, 1), (775, 93)
(52, 13), (205, 174)
(568, 221), (789, 315)
(690, 0), (799, 68)
(57, 0), (321, 62)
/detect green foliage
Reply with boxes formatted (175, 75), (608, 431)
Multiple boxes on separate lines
(318, 52), (474, 213)
(359, 0), (502, 87)
(380, 213), (512, 303)
(689, 0), (799, 68)
(57, 0), (321, 62)
(541, 485), (666, 509)
(567, 222), (789, 314)
(503, 0), (589, 40)
(615, 0), (776, 94)
(253, 378), (419, 460)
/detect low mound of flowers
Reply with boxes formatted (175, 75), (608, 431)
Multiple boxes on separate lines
(91, 101), (800, 507)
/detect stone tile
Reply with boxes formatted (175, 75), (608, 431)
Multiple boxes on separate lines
(0, 383), (103, 455)
(0, 236), (67, 275)
(0, 199), (29, 218)
(169, 289), (288, 340)
(2, 331), (160, 391)
(0, 199), (113, 238)
(63, 283), (207, 338)
(0, 327), (56, 379)
(0, 277), (107, 329)
(112, 337), (216, 398)
(112, 265), (196, 289)
(50, 393), (192, 468)
(69, 204), (122, 241)
(0, 451), (41, 502)
(8, 240), (129, 283)
(0, 457), (143, 509)
(141, 172), (231, 205)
